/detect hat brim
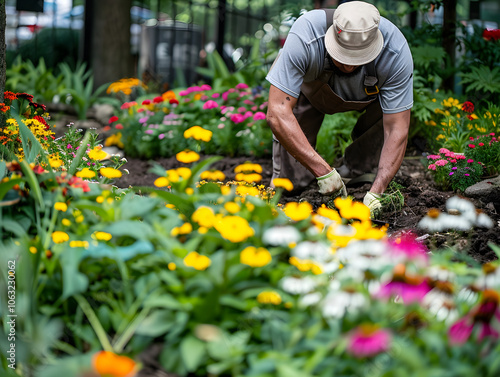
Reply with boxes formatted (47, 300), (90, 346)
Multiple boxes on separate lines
(325, 25), (384, 66)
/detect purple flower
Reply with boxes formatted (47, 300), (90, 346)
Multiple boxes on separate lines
(452, 167), (457, 170)
(449, 172), (454, 176)
(67, 144), (72, 149)
(465, 173), (470, 176)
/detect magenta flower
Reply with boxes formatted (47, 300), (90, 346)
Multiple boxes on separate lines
(449, 172), (454, 176)
(468, 144), (476, 149)
(230, 113), (245, 124)
(428, 164), (436, 171)
(67, 144), (72, 149)
(253, 111), (266, 120)
(439, 148), (450, 154)
(179, 90), (189, 96)
(237, 106), (246, 113)
(479, 142), (484, 147)
(467, 159), (474, 163)
(465, 173), (470, 176)
(435, 159), (448, 166)
(222, 91), (229, 101)
(212, 93), (220, 98)
(388, 233), (429, 265)
(427, 155), (441, 160)
(346, 324), (391, 358)
(456, 155), (466, 160)
(200, 84), (212, 91)
(236, 83), (249, 89)
(377, 264), (431, 304)
(452, 167), (457, 170)
(203, 100), (219, 110)
(449, 318), (475, 345)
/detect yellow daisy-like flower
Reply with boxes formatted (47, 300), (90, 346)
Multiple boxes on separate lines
(192, 206), (216, 228)
(76, 168), (96, 179)
(235, 173), (262, 183)
(176, 167), (192, 180)
(176, 150), (200, 163)
(214, 215), (255, 243)
(93, 231), (113, 241)
(61, 218), (71, 226)
(284, 202), (313, 221)
(49, 157), (63, 169)
(334, 197), (370, 222)
(316, 204), (342, 223)
(352, 221), (387, 241)
(52, 231), (69, 244)
(183, 251), (211, 270)
(69, 240), (90, 248)
(104, 133), (125, 149)
(100, 167), (122, 179)
(168, 262), (176, 271)
(171, 222), (193, 236)
(183, 125), (213, 142)
(29, 246), (37, 254)
(54, 202), (68, 212)
(234, 163), (262, 174)
(154, 177), (170, 188)
(88, 146), (108, 160)
(257, 291), (282, 305)
(326, 224), (356, 248)
(240, 246), (272, 267)
(272, 178), (294, 191)
(224, 202), (240, 214)
(235, 185), (260, 197)
(200, 170), (226, 181)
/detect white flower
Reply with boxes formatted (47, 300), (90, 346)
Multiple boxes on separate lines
(321, 290), (366, 319)
(292, 241), (331, 263)
(426, 266), (456, 282)
(336, 240), (389, 271)
(446, 196), (476, 219)
(476, 213), (493, 228)
(475, 264), (500, 289)
(299, 292), (322, 307)
(262, 226), (301, 246)
(281, 276), (317, 295)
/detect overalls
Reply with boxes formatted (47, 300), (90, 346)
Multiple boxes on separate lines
(271, 9), (385, 192)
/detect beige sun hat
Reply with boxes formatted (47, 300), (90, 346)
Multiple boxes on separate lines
(325, 1), (384, 66)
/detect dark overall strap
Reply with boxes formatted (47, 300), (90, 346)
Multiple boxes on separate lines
(323, 8), (379, 98)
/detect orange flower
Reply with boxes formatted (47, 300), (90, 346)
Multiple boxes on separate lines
(92, 350), (138, 377)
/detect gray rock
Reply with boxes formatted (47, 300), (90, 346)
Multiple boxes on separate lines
(92, 103), (116, 126)
(465, 175), (500, 198)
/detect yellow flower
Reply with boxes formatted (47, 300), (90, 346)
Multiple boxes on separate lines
(272, 178), (294, 191)
(352, 221), (387, 241)
(334, 197), (370, 222)
(105, 133), (125, 149)
(100, 167), (122, 179)
(183, 251), (211, 270)
(235, 173), (262, 183)
(235, 185), (260, 197)
(62, 219), (71, 226)
(54, 202), (68, 212)
(93, 231), (113, 241)
(200, 170), (226, 181)
(316, 204), (342, 223)
(176, 167), (192, 180)
(234, 163), (262, 174)
(176, 150), (200, 163)
(183, 125), (213, 142)
(88, 146), (108, 160)
(214, 215), (254, 243)
(185, 187), (194, 195)
(192, 206), (216, 228)
(29, 246), (37, 254)
(224, 202), (240, 214)
(284, 202), (313, 221)
(76, 168), (96, 179)
(168, 262), (176, 271)
(171, 222), (193, 236)
(69, 240), (90, 248)
(49, 157), (63, 169)
(154, 177), (170, 187)
(257, 291), (282, 305)
(240, 246), (272, 267)
(52, 231), (69, 244)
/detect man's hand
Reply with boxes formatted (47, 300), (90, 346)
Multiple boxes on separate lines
(317, 169), (347, 198)
(363, 192), (382, 217)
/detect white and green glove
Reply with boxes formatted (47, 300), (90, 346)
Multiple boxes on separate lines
(316, 169), (347, 198)
(363, 192), (382, 218)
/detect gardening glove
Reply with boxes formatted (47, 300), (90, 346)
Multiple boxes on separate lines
(363, 192), (382, 218)
(317, 169), (347, 198)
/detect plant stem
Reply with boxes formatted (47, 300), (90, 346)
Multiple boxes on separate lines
(74, 294), (113, 352)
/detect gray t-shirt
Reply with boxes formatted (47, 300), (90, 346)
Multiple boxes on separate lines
(266, 9), (414, 114)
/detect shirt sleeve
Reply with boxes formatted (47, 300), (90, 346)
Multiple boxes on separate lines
(379, 42), (414, 114)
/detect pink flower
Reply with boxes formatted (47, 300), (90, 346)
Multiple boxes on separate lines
(212, 93), (220, 99)
(203, 100), (219, 110)
(465, 173), (470, 176)
(67, 144), (72, 149)
(222, 91), (229, 101)
(467, 159), (474, 163)
(435, 159), (448, 166)
(200, 84), (212, 91)
(179, 90), (189, 96)
(449, 159), (457, 163)
(158, 134), (165, 140)
(244, 111), (253, 119)
(230, 113), (245, 124)
(468, 144), (476, 149)
(235, 83), (249, 89)
(449, 318), (474, 345)
(108, 115), (119, 123)
(427, 155), (441, 160)
(479, 142), (484, 147)
(388, 233), (429, 265)
(251, 106), (258, 111)
(439, 148), (450, 154)
(346, 324), (391, 358)
(377, 264), (431, 304)
(469, 137), (475, 141)
(237, 107), (246, 113)
(449, 172), (454, 176)
(243, 99), (254, 105)
(115, 124), (124, 130)
(253, 111), (266, 120)
(428, 164), (436, 171)
(145, 130), (154, 134)
(217, 123), (225, 129)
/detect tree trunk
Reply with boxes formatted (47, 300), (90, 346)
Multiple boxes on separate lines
(442, 0), (457, 92)
(0, 0), (6, 102)
(84, 0), (133, 90)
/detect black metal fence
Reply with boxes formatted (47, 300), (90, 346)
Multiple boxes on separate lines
(7, 0), (287, 87)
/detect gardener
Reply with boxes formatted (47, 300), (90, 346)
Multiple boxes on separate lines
(266, 1), (413, 214)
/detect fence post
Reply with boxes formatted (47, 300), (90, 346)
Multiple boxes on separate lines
(216, 0), (226, 57)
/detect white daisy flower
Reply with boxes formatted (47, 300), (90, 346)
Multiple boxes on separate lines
(280, 276), (317, 295)
(262, 225), (301, 246)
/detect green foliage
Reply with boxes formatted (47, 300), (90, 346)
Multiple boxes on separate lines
(464, 134), (500, 177)
(379, 181), (405, 214)
(316, 111), (359, 164)
(459, 66), (500, 105)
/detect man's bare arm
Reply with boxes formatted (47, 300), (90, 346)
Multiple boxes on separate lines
(266, 85), (332, 177)
(370, 109), (411, 194)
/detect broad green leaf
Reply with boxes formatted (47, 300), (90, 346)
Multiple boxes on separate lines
(35, 353), (93, 377)
(104, 220), (156, 241)
(0, 178), (23, 201)
(135, 310), (176, 337)
(82, 240), (155, 261)
(60, 248), (88, 299)
(180, 335), (206, 372)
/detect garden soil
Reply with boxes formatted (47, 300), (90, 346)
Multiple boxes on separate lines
(114, 148), (500, 265)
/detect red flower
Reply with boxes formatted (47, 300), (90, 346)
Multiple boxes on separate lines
(4, 91), (17, 101)
(0, 103), (9, 112)
(16, 93), (34, 102)
(33, 115), (50, 130)
(468, 144), (476, 149)
(479, 142), (484, 147)
(109, 115), (119, 123)
(462, 101), (474, 113)
(169, 99), (179, 105)
(467, 115), (474, 121)
(115, 123), (124, 129)
(483, 29), (500, 41)
(153, 96), (164, 103)
(142, 99), (151, 105)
